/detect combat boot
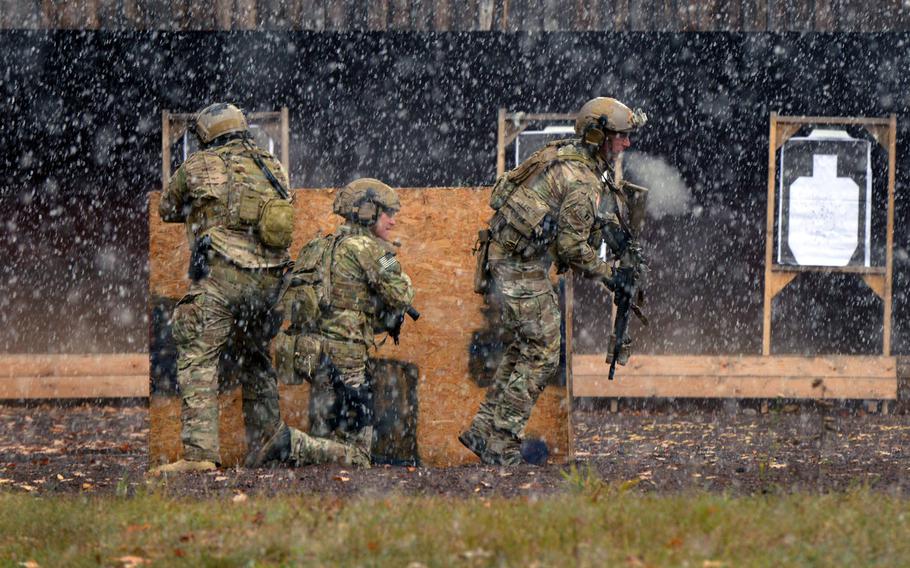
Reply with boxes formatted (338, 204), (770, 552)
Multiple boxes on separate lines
(244, 422), (291, 468)
(289, 428), (371, 468)
(149, 459), (217, 475)
(458, 428), (489, 462)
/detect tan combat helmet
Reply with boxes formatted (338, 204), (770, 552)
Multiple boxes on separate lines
(575, 97), (647, 146)
(192, 102), (249, 145)
(333, 178), (401, 225)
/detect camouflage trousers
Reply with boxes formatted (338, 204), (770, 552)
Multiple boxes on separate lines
(172, 254), (341, 467)
(466, 285), (561, 464)
(308, 339), (373, 462)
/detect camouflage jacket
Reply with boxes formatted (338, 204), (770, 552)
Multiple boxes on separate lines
(318, 223), (415, 348)
(489, 141), (626, 297)
(159, 139), (292, 269)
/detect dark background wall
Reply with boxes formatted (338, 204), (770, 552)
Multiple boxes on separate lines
(1, 30), (908, 355)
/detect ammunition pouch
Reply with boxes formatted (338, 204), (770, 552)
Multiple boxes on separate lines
(490, 185), (556, 258)
(258, 198), (295, 248)
(489, 175), (519, 211)
(275, 332), (324, 385)
(472, 229), (492, 295)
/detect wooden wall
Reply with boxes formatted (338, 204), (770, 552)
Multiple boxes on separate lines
(148, 188), (570, 467)
(3, 0), (909, 32)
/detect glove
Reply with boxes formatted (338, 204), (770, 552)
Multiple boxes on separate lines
(603, 266), (635, 297)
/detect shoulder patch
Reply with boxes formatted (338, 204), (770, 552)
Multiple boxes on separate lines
(378, 252), (399, 274)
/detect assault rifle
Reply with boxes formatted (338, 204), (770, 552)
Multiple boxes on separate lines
(607, 245), (649, 380)
(387, 306), (421, 345)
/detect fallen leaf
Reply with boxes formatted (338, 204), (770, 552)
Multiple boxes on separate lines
(125, 524), (151, 534)
(333, 475), (350, 482)
(113, 556), (149, 567)
(82, 483), (93, 490)
(18, 484), (36, 492)
(703, 562), (725, 568)
(519, 483), (533, 490)
(18, 561), (40, 568)
(214, 476), (228, 482)
(232, 492), (248, 503)
(406, 466), (417, 473)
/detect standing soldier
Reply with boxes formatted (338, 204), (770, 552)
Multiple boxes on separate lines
(461, 97), (648, 465)
(154, 103), (365, 473)
(275, 178), (416, 466)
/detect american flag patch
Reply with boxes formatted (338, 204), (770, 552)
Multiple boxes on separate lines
(379, 252), (399, 273)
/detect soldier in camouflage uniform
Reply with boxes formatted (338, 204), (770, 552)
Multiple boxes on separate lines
(461, 97), (648, 466)
(274, 178), (415, 466)
(152, 103), (366, 474)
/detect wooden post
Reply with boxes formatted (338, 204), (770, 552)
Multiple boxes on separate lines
(496, 107), (506, 177)
(564, 274), (575, 459)
(280, 106), (290, 174)
(883, 113), (896, 355)
(762, 112), (778, 356)
(161, 110), (171, 189)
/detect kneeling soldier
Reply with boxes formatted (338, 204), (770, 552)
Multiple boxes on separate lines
(276, 178), (416, 466)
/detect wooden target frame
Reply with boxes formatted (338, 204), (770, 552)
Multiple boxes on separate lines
(763, 113), (897, 356)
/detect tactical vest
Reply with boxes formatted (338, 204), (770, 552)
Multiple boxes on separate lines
(489, 139), (601, 258)
(286, 232), (375, 333)
(196, 142), (294, 249)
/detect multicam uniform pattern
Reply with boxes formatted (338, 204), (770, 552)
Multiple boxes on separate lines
(466, 140), (627, 465)
(311, 223), (414, 458)
(160, 139), (356, 467)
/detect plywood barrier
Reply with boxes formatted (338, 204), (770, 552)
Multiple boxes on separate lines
(573, 354), (898, 399)
(149, 188), (570, 467)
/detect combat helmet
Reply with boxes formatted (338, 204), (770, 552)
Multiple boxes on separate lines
(333, 178), (400, 225)
(191, 103), (249, 145)
(575, 97), (647, 146)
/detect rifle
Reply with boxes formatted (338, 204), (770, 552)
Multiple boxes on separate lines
(387, 306), (420, 345)
(605, 177), (650, 380)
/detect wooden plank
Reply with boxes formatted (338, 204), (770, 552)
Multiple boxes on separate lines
(0, 354), (149, 378)
(772, 264), (886, 275)
(479, 0), (496, 30)
(884, 114), (897, 355)
(574, 354), (897, 379)
(573, 355), (898, 400)
(762, 112), (777, 355)
(742, 0), (768, 31)
(628, 0), (650, 30)
(367, 0), (389, 30)
(564, 274), (574, 460)
(0, 376), (148, 399)
(768, 271), (797, 299)
(325, 0), (348, 30)
(433, 0), (452, 30)
(574, 375), (897, 400)
(777, 115), (891, 126)
(861, 274), (886, 300)
(390, 0), (410, 28)
(814, 0), (836, 30)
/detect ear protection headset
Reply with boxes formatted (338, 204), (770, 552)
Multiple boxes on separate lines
(581, 115), (611, 146)
(353, 188), (380, 225)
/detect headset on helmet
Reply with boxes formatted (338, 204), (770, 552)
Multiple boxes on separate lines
(575, 97), (647, 146)
(333, 178), (400, 225)
(191, 102), (249, 145)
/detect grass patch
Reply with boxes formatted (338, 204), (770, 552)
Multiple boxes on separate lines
(2, 486), (910, 566)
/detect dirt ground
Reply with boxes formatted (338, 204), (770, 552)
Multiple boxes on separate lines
(1, 400), (909, 498)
